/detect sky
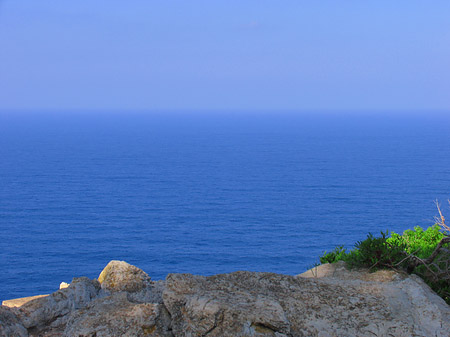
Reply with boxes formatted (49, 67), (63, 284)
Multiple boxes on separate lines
(0, 1), (449, 113)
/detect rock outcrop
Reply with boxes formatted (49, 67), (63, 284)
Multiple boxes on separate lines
(1, 260), (449, 336)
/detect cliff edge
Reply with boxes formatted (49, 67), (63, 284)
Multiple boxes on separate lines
(1, 260), (449, 336)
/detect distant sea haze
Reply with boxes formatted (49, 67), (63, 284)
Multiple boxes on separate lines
(1, 112), (449, 301)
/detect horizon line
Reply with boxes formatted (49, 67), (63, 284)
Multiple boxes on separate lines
(1, 108), (449, 116)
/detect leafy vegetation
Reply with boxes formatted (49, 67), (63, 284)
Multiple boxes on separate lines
(320, 224), (450, 304)
(319, 245), (347, 264)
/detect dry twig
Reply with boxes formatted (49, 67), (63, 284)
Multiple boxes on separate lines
(434, 199), (450, 234)
(404, 200), (450, 279)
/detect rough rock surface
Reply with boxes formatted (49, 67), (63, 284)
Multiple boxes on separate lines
(64, 292), (172, 337)
(98, 260), (152, 293)
(0, 306), (28, 337)
(2, 295), (49, 308)
(16, 276), (101, 336)
(1, 260), (449, 337)
(163, 267), (450, 337)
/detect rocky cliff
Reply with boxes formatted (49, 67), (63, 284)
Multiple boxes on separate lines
(1, 260), (449, 337)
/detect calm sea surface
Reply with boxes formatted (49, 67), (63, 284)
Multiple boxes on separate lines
(1, 112), (450, 301)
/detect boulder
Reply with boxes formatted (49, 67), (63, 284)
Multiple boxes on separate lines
(98, 260), (152, 293)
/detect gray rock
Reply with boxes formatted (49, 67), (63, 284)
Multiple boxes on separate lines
(5, 260), (449, 337)
(17, 277), (100, 331)
(98, 260), (152, 293)
(127, 280), (166, 304)
(298, 262), (450, 336)
(163, 266), (450, 337)
(163, 272), (292, 337)
(0, 305), (28, 337)
(64, 292), (172, 337)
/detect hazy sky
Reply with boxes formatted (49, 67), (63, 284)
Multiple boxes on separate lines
(1, 1), (449, 112)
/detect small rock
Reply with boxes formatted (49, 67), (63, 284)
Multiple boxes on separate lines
(59, 282), (70, 289)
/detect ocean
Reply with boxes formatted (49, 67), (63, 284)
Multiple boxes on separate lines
(1, 112), (449, 301)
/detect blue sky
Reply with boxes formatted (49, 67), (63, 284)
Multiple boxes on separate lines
(0, 1), (449, 112)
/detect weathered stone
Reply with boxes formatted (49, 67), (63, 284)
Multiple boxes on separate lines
(163, 272), (291, 337)
(298, 260), (401, 282)
(98, 260), (152, 293)
(17, 276), (100, 330)
(127, 280), (166, 304)
(0, 306), (28, 337)
(64, 292), (172, 337)
(298, 262), (450, 335)
(163, 267), (450, 337)
(3, 260), (449, 337)
(2, 294), (49, 308)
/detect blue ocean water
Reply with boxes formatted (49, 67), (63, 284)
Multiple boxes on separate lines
(1, 112), (449, 301)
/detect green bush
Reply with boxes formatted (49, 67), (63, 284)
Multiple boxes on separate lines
(319, 245), (347, 264)
(387, 225), (444, 258)
(345, 231), (407, 270)
(319, 225), (450, 304)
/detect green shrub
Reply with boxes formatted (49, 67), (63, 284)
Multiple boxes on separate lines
(319, 225), (450, 304)
(387, 225), (444, 258)
(319, 245), (347, 264)
(347, 231), (408, 270)
(387, 225), (449, 303)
